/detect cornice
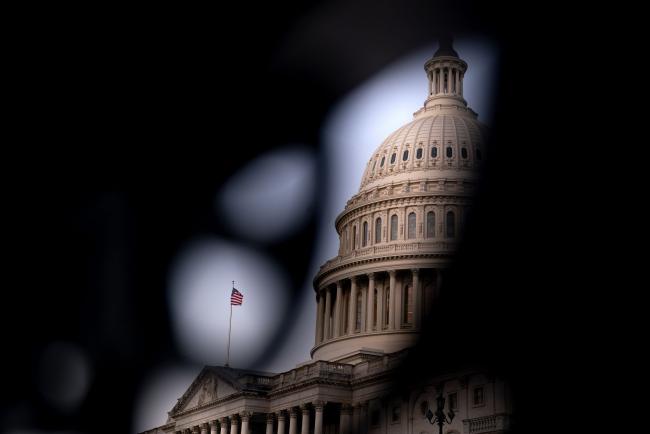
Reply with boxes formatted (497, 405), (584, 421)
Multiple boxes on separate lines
(268, 377), (351, 399)
(172, 391), (246, 418)
(313, 248), (453, 288)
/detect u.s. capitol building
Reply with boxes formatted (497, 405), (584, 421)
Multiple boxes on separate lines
(142, 40), (512, 434)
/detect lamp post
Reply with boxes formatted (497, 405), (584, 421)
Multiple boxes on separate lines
(425, 394), (455, 434)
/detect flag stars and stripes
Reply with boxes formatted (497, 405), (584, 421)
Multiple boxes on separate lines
(231, 288), (244, 305)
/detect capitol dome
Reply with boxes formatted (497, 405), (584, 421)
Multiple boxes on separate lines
(358, 112), (488, 194)
(311, 41), (487, 363)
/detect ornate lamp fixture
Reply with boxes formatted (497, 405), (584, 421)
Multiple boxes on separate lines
(425, 394), (455, 434)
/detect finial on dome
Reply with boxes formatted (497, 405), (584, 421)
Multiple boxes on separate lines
(433, 35), (459, 58)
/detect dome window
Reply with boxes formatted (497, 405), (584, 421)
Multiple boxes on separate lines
(461, 148), (468, 159)
(407, 212), (416, 239)
(446, 147), (453, 158)
(416, 148), (423, 159)
(390, 215), (398, 241)
(380, 156), (385, 167)
(390, 153), (396, 164)
(375, 217), (382, 243)
(372, 160), (377, 171)
(476, 149), (482, 160)
(426, 211), (435, 238)
(446, 211), (455, 238)
(402, 150), (409, 161)
(362, 221), (368, 247)
(431, 147), (438, 158)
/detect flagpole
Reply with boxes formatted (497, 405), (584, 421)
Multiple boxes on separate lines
(226, 280), (234, 367)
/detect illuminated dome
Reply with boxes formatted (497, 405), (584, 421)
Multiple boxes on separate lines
(311, 41), (488, 363)
(359, 112), (488, 194)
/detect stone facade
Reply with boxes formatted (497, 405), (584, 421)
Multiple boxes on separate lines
(141, 40), (512, 434)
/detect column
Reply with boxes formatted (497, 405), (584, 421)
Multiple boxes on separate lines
(324, 287), (332, 340)
(241, 412), (250, 434)
(428, 71), (433, 94)
(412, 269), (421, 328)
(220, 418), (229, 434)
(388, 270), (396, 329)
(277, 411), (286, 434)
(314, 400), (324, 434)
(231, 416), (239, 434)
(433, 70), (438, 94)
(395, 273), (403, 327)
(377, 277), (385, 330)
(201, 423), (209, 434)
(301, 404), (310, 434)
(348, 276), (357, 333)
(360, 402), (369, 434)
(431, 69), (436, 95)
(360, 283), (367, 332)
(455, 68), (460, 94)
(210, 420), (218, 434)
(460, 72), (464, 95)
(333, 281), (342, 337)
(266, 414), (274, 434)
(352, 403), (361, 434)
(340, 404), (352, 434)
(315, 291), (324, 343)
(366, 273), (375, 331)
(288, 408), (298, 434)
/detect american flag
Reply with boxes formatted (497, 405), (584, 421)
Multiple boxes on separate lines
(230, 288), (244, 306)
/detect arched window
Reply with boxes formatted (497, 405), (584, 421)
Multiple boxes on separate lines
(375, 217), (382, 243)
(446, 146), (453, 158)
(446, 211), (455, 238)
(390, 214), (398, 240)
(476, 148), (482, 160)
(461, 147), (468, 159)
(407, 212), (416, 239)
(372, 159), (377, 170)
(402, 150), (409, 161)
(352, 226), (357, 249)
(431, 147), (438, 158)
(362, 221), (368, 247)
(390, 153), (396, 164)
(355, 291), (362, 331)
(416, 148), (423, 159)
(403, 284), (414, 325)
(426, 211), (435, 238)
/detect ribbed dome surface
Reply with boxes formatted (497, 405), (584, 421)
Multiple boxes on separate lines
(359, 112), (488, 193)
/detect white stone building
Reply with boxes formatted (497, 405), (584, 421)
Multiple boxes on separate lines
(141, 40), (512, 434)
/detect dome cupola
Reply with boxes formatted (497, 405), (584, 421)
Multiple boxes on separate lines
(311, 38), (488, 363)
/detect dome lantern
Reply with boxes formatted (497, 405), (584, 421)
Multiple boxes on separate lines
(422, 36), (469, 113)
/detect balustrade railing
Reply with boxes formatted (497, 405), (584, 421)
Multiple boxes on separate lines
(318, 241), (455, 274)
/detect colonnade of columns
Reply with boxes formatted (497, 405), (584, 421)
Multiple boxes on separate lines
(428, 66), (463, 96)
(315, 268), (441, 345)
(176, 401), (367, 434)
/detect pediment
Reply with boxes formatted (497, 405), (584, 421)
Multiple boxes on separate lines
(171, 367), (240, 414)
